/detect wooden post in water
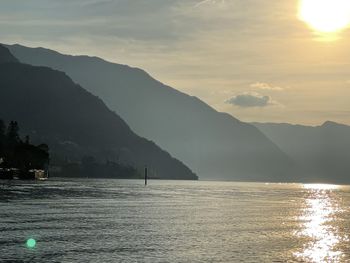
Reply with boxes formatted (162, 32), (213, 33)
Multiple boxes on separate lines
(144, 166), (148, 186)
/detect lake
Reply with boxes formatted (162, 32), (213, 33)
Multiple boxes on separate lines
(1, 179), (350, 262)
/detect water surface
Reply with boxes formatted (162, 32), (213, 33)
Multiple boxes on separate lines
(1, 179), (350, 262)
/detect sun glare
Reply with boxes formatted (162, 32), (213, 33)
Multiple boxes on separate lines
(303, 184), (340, 190)
(299, 0), (350, 34)
(295, 184), (348, 262)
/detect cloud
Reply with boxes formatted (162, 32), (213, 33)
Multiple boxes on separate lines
(194, 0), (227, 8)
(250, 82), (284, 91)
(226, 92), (273, 108)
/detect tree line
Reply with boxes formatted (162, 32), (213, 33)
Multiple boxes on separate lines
(0, 120), (49, 179)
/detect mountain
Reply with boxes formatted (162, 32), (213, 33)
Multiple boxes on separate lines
(6, 44), (294, 181)
(0, 45), (197, 180)
(0, 45), (18, 63)
(254, 121), (350, 184)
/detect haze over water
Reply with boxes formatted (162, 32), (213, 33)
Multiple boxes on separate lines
(1, 179), (350, 262)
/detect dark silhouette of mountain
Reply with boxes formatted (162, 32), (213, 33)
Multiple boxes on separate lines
(0, 45), (197, 180)
(254, 121), (350, 184)
(0, 45), (18, 63)
(6, 44), (294, 181)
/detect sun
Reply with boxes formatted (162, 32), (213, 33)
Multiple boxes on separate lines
(299, 0), (350, 33)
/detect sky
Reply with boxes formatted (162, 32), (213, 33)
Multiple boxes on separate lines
(1, 0), (350, 125)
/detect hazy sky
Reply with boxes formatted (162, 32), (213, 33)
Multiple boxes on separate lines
(1, 0), (350, 125)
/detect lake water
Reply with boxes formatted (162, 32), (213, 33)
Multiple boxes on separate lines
(1, 179), (350, 263)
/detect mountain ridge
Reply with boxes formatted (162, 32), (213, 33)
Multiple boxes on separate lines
(254, 121), (350, 183)
(6, 43), (294, 182)
(0, 45), (19, 63)
(0, 45), (197, 180)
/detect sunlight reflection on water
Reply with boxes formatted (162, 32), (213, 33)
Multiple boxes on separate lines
(295, 184), (349, 263)
(1, 180), (350, 262)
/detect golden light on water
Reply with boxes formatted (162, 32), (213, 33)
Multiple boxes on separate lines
(304, 184), (340, 190)
(299, 0), (350, 40)
(295, 184), (348, 262)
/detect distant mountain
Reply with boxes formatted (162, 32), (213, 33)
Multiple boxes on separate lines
(6, 44), (294, 181)
(0, 45), (197, 180)
(254, 121), (350, 184)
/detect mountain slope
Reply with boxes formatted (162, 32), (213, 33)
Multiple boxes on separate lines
(0, 45), (18, 63)
(254, 122), (350, 183)
(0, 46), (197, 180)
(7, 44), (294, 181)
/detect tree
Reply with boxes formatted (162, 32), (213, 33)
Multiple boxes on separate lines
(6, 121), (20, 146)
(0, 119), (5, 155)
(25, 135), (30, 145)
(0, 119), (5, 139)
(0, 120), (50, 178)
(37, 144), (49, 153)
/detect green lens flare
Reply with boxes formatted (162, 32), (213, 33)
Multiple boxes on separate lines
(26, 238), (36, 249)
